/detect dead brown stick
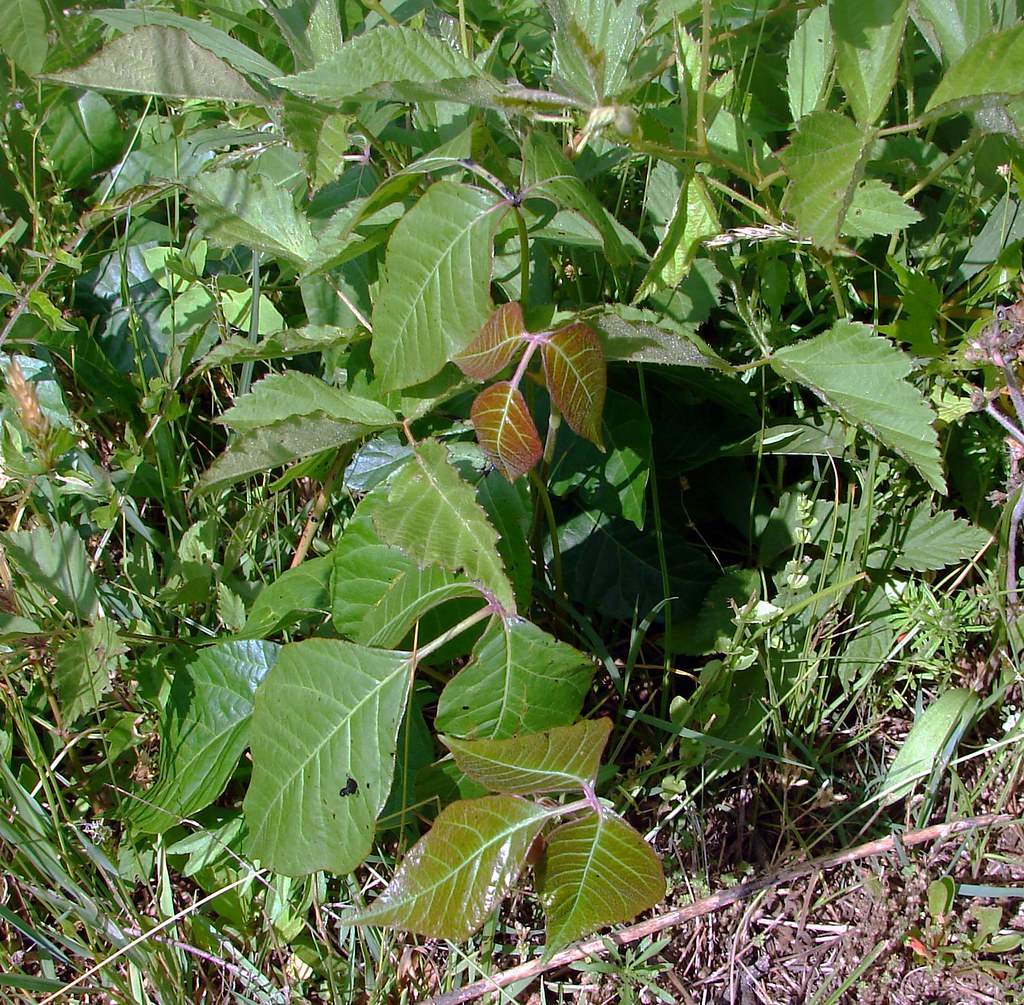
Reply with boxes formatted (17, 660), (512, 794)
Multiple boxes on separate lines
(423, 813), (1015, 1005)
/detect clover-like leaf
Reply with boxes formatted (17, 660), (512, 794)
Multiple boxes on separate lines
(443, 719), (611, 795)
(470, 381), (542, 481)
(537, 809), (666, 953)
(541, 322), (607, 448)
(455, 302), (527, 380)
(345, 794), (549, 939)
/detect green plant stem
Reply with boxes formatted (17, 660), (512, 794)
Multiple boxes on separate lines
(696, 0), (712, 153)
(412, 604), (494, 664)
(823, 256), (848, 317)
(529, 467), (563, 597)
(456, 0), (470, 57)
(514, 205), (531, 309)
(290, 445), (350, 568)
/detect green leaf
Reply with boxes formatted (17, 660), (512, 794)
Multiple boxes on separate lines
(477, 473), (533, 610)
(195, 326), (353, 372)
(240, 556), (333, 639)
(841, 179), (922, 238)
(0, 0), (47, 75)
(3, 525), (97, 621)
(522, 132), (628, 265)
(189, 167), (318, 269)
(913, 0), (992, 64)
(925, 23), (1024, 117)
(831, 0), (910, 126)
(787, 5), (834, 120)
(344, 794), (548, 939)
(443, 719), (612, 794)
(469, 381), (543, 481)
(40, 91), (123, 188)
(772, 321), (945, 492)
(895, 509), (991, 572)
(634, 172), (718, 301)
(537, 809), (665, 953)
(220, 373), (396, 432)
(245, 639), (412, 875)
(53, 622), (126, 723)
(272, 24), (481, 101)
(373, 439), (515, 613)
(436, 618), (596, 739)
(541, 322), (607, 448)
(590, 307), (728, 369)
(455, 302), (526, 381)
(881, 689), (979, 804)
(41, 26), (264, 103)
(130, 641), (279, 833)
(282, 96), (355, 191)
(372, 182), (504, 392)
(194, 413), (378, 498)
(779, 111), (869, 250)
(90, 8), (283, 80)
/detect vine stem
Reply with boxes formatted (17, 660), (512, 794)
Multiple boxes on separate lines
(422, 814), (1012, 1005)
(289, 446), (351, 568)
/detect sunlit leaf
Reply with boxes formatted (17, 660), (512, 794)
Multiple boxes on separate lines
(53, 622), (126, 723)
(925, 22), (1024, 116)
(455, 302), (526, 380)
(372, 182), (504, 392)
(0, 0), (47, 74)
(913, 0), (993, 63)
(437, 618), (595, 739)
(894, 509), (991, 572)
(345, 794), (548, 939)
(442, 719), (612, 794)
(245, 639), (411, 875)
(537, 809), (665, 953)
(842, 178), (922, 238)
(373, 439), (516, 613)
(470, 381), (542, 481)
(240, 557), (332, 639)
(541, 322), (607, 448)
(787, 5), (834, 120)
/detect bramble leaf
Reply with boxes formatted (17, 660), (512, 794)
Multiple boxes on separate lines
(470, 381), (543, 481)
(541, 322), (607, 448)
(925, 22), (1024, 116)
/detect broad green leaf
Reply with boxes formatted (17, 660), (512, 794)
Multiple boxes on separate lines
(345, 794), (548, 939)
(41, 26), (264, 103)
(53, 622), (126, 723)
(189, 167), (318, 268)
(3, 524), (97, 621)
(470, 381), (543, 481)
(373, 439), (515, 613)
(0, 0), (47, 74)
(537, 809), (665, 953)
(443, 719), (612, 794)
(634, 173), (718, 301)
(841, 178), (922, 238)
(90, 8), (283, 80)
(130, 641), (279, 833)
(772, 321), (945, 492)
(590, 307), (728, 369)
(195, 326), (353, 372)
(894, 509), (991, 572)
(240, 556), (333, 639)
(455, 303), (526, 380)
(477, 473), (533, 609)
(220, 373), (396, 432)
(272, 25), (481, 101)
(40, 91), (123, 189)
(914, 0), (992, 63)
(831, 0), (910, 126)
(372, 182), (504, 392)
(522, 132), (628, 265)
(925, 23), (1024, 116)
(881, 689), (979, 804)
(194, 413), (378, 498)
(878, 260), (944, 357)
(437, 618), (595, 739)
(779, 111), (868, 250)
(787, 5), (834, 120)
(541, 322), (607, 448)
(245, 639), (411, 875)
(282, 96), (355, 190)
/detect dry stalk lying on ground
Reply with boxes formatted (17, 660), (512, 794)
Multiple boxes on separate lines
(423, 814), (1014, 1005)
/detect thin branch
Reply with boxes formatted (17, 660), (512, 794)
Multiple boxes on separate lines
(422, 814), (1013, 1005)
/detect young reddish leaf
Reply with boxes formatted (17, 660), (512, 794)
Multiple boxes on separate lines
(541, 322), (607, 448)
(537, 808), (666, 953)
(344, 794), (548, 940)
(455, 302), (526, 380)
(442, 718), (613, 794)
(470, 381), (543, 481)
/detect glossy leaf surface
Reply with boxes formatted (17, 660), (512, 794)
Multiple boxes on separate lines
(345, 795), (548, 939)
(470, 381), (543, 481)
(541, 322), (606, 447)
(442, 718), (612, 794)
(455, 302), (526, 380)
(245, 639), (411, 875)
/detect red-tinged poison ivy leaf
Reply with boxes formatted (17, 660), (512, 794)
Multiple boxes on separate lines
(441, 718), (613, 794)
(541, 322), (607, 448)
(455, 302), (526, 380)
(470, 381), (543, 481)
(344, 794), (549, 939)
(536, 809), (666, 953)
